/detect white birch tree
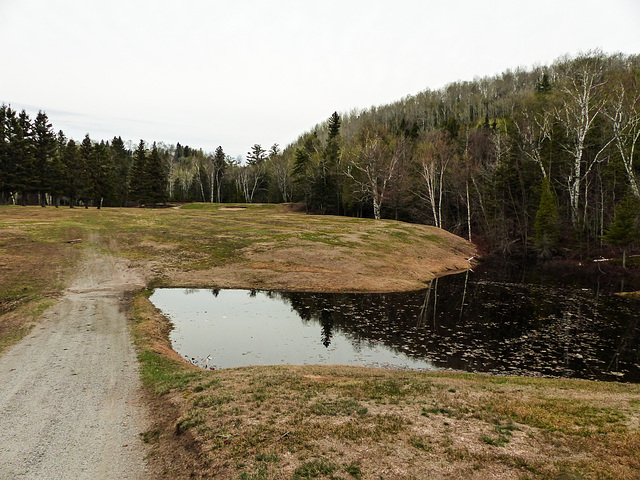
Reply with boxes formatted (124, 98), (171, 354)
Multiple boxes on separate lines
(416, 130), (453, 228)
(553, 53), (612, 225)
(605, 70), (640, 199)
(345, 127), (404, 220)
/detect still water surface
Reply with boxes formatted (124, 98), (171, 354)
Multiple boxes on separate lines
(150, 288), (435, 371)
(150, 262), (640, 382)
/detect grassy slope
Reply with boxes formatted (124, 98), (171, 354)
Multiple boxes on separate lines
(1, 204), (639, 479)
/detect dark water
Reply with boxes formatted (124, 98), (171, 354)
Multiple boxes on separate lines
(150, 262), (640, 382)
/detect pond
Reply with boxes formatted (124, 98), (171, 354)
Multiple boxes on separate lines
(150, 262), (640, 382)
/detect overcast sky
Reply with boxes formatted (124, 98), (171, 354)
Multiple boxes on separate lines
(2, 0), (639, 157)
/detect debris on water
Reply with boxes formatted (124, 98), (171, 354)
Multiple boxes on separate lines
(150, 264), (640, 382)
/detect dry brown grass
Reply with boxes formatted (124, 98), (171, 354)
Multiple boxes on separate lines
(2, 204), (639, 479)
(132, 313), (640, 480)
(0, 203), (473, 354)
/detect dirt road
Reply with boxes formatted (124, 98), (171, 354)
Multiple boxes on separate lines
(0, 250), (151, 479)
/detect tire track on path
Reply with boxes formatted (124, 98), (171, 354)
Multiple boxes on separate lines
(0, 250), (151, 479)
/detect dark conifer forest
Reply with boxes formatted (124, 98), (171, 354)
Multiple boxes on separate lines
(2, 51), (640, 258)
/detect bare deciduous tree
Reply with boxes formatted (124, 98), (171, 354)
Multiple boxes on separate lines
(605, 70), (640, 199)
(553, 52), (613, 225)
(345, 126), (405, 220)
(416, 130), (454, 228)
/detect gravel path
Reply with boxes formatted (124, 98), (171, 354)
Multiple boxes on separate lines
(0, 251), (151, 479)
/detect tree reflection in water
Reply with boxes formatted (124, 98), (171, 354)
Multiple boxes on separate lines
(152, 263), (639, 382)
(275, 263), (639, 382)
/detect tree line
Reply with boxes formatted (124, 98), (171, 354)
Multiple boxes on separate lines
(1, 50), (639, 259)
(0, 107), (282, 208)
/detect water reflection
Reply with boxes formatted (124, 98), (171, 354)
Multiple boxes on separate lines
(150, 263), (640, 382)
(150, 288), (436, 371)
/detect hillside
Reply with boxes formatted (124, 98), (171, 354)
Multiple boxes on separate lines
(2, 51), (639, 259)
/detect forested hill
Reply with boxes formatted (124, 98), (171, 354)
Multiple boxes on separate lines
(1, 51), (640, 259)
(281, 51), (640, 258)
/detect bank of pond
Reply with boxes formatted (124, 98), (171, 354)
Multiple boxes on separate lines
(150, 262), (640, 383)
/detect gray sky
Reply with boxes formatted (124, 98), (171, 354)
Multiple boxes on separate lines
(2, 0), (639, 157)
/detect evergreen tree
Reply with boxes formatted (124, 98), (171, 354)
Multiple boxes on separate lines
(0, 105), (11, 202)
(534, 178), (560, 260)
(89, 141), (114, 208)
(536, 73), (553, 93)
(212, 146), (227, 203)
(62, 140), (85, 207)
(318, 112), (342, 214)
(13, 110), (35, 204)
(129, 140), (148, 205)
(47, 143), (67, 207)
(602, 194), (640, 268)
(291, 132), (320, 210)
(247, 144), (267, 165)
(147, 142), (167, 206)
(78, 134), (95, 207)
(32, 111), (57, 206)
(111, 136), (132, 206)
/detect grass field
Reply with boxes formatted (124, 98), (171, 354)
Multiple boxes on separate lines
(1, 204), (639, 479)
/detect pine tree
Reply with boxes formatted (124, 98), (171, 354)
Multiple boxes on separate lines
(602, 194), (640, 268)
(247, 144), (267, 165)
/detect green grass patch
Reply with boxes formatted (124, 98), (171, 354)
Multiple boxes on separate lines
(486, 397), (627, 436)
(192, 393), (234, 408)
(409, 435), (432, 451)
(357, 377), (431, 403)
(138, 349), (204, 395)
(175, 407), (206, 433)
(298, 231), (347, 246)
(343, 461), (362, 479)
(310, 397), (368, 416)
(481, 420), (519, 447)
(0, 325), (34, 355)
(193, 378), (222, 392)
(481, 434), (511, 447)
(422, 406), (453, 417)
(139, 429), (161, 444)
(293, 458), (338, 479)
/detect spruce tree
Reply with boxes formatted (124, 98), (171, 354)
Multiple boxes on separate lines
(78, 135), (95, 207)
(602, 194), (640, 268)
(147, 142), (167, 207)
(318, 112), (342, 214)
(129, 140), (148, 205)
(13, 110), (35, 203)
(62, 140), (84, 207)
(90, 141), (114, 208)
(212, 146), (226, 203)
(0, 105), (10, 202)
(536, 73), (553, 93)
(32, 111), (57, 206)
(111, 136), (131, 206)
(534, 178), (560, 260)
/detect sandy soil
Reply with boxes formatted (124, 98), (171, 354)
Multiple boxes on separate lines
(0, 250), (150, 480)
